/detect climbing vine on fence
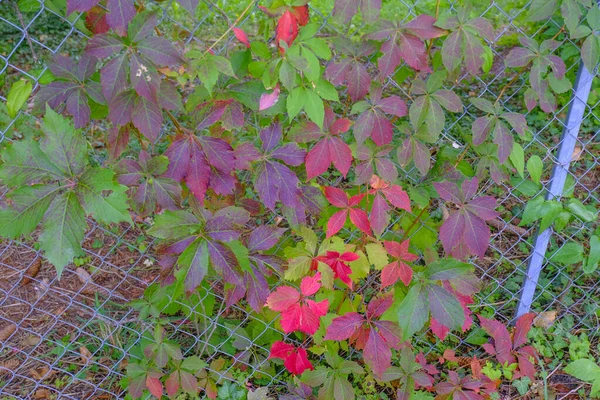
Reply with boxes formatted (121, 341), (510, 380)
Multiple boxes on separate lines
(1, 0), (599, 398)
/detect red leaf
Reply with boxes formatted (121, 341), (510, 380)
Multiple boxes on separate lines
(165, 372), (179, 397)
(85, 7), (110, 34)
(327, 209), (348, 238)
(292, 5), (309, 26)
(330, 118), (353, 135)
(284, 347), (313, 375)
(324, 187), (349, 207)
(479, 316), (515, 365)
(266, 286), (300, 311)
(233, 27), (250, 48)
(146, 375), (163, 398)
(513, 313), (535, 348)
(324, 312), (364, 340)
(276, 11), (299, 54)
(259, 84), (280, 111)
(300, 272), (322, 296)
(364, 329), (391, 375)
(381, 260), (413, 287)
(316, 251), (357, 288)
(269, 341), (313, 375)
(366, 293), (394, 318)
(266, 282), (327, 334)
(348, 208), (371, 235)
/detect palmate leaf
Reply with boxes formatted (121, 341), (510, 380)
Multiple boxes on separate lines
(352, 84), (407, 146)
(435, 7), (494, 74)
(164, 134), (236, 203)
(235, 122), (306, 214)
(469, 97), (528, 164)
(35, 54), (104, 128)
(408, 72), (462, 136)
(289, 108), (352, 179)
(434, 177), (499, 259)
(366, 15), (446, 76)
(504, 37), (568, 113)
(67, 0), (135, 36)
(332, 0), (381, 24)
(324, 293), (401, 376)
(302, 352), (364, 400)
(368, 175), (411, 237)
(397, 258), (479, 340)
(325, 38), (377, 102)
(0, 110), (131, 276)
(148, 207), (250, 292)
(354, 141), (397, 184)
(117, 151), (182, 216)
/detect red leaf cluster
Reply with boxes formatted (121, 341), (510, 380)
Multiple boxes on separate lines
(269, 341), (313, 375)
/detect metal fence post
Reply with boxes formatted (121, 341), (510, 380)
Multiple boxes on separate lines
(515, 62), (596, 318)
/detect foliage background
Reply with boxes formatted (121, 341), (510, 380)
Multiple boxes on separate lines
(0, 0), (599, 398)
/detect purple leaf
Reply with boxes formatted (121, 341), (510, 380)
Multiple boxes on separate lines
(472, 116), (494, 146)
(324, 312), (364, 340)
(67, 0), (99, 14)
(248, 226), (287, 252)
(378, 39), (402, 77)
(501, 112), (527, 136)
(431, 90), (462, 112)
(346, 63), (371, 102)
(197, 136), (234, 173)
(66, 89), (91, 128)
(370, 192), (391, 237)
(492, 121), (512, 164)
(207, 241), (242, 285)
(364, 329), (391, 376)
(376, 95), (407, 117)
(332, 0), (359, 23)
(505, 47), (535, 68)
(260, 122), (282, 152)
(132, 96), (162, 142)
(234, 143), (261, 170)
(271, 143), (306, 166)
(130, 54), (160, 100)
(106, 0), (136, 36)
(109, 89), (135, 126)
(101, 54), (129, 101)
(137, 36), (182, 66)
(158, 80), (183, 111)
(86, 34), (124, 58)
(433, 181), (461, 203)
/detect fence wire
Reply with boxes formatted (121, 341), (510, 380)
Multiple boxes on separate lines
(0, 0), (599, 399)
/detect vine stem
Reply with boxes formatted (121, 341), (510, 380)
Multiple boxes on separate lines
(398, 207), (428, 243)
(203, 1), (255, 57)
(165, 109), (186, 135)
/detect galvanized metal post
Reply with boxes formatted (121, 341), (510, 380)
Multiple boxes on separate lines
(515, 61), (595, 318)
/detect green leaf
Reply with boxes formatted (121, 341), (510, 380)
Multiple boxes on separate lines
(482, 46), (493, 74)
(427, 284), (464, 330)
(148, 210), (200, 240)
(584, 235), (600, 274)
(564, 359), (600, 382)
(0, 184), (60, 238)
(302, 47), (321, 82)
(549, 242), (584, 265)
(528, 0), (559, 21)
(304, 89), (324, 128)
(526, 155), (543, 185)
(304, 38), (331, 60)
(314, 78), (339, 102)
(509, 142), (525, 178)
(39, 191), (87, 277)
(6, 79), (32, 118)
(287, 86), (306, 120)
(41, 106), (88, 177)
(519, 196), (545, 226)
(228, 240), (251, 274)
(582, 35), (600, 74)
(366, 242), (389, 270)
(279, 60), (296, 90)
(78, 168), (131, 225)
(538, 201), (563, 232)
(0, 140), (63, 186)
(567, 199), (597, 222)
(397, 285), (429, 341)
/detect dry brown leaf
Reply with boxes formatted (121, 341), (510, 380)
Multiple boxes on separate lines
(571, 146), (583, 162)
(29, 365), (54, 381)
(80, 346), (92, 364)
(0, 323), (16, 342)
(534, 310), (557, 329)
(33, 388), (52, 399)
(20, 258), (42, 286)
(0, 359), (20, 374)
(22, 334), (41, 347)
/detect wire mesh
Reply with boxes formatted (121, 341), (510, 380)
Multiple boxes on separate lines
(0, 0), (598, 398)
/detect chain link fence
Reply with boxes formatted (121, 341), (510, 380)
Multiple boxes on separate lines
(0, 0), (598, 398)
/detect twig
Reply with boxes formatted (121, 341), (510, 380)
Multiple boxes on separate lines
(488, 218), (530, 237)
(203, 1), (255, 57)
(13, 2), (38, 62)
